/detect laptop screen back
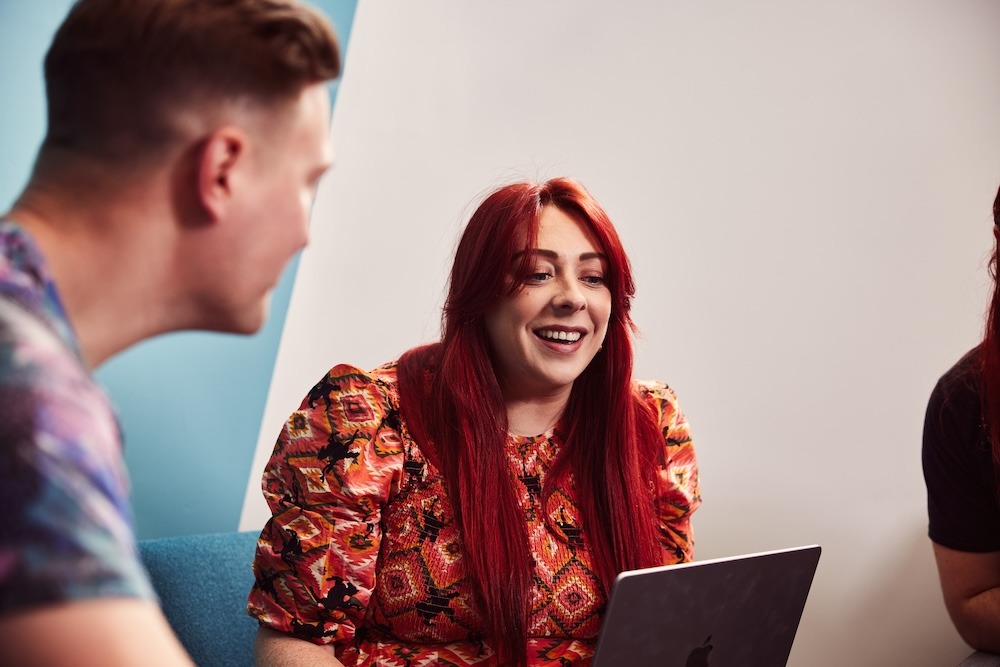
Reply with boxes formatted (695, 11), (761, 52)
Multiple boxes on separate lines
(592, 545), (821, 667)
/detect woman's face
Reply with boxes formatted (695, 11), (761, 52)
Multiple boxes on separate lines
(485, 205), (612, 402)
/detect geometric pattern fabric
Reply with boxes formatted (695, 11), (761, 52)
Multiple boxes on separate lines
(248, 362), (700, 665)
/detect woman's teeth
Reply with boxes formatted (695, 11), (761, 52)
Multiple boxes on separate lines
(537, 330), (582, 343)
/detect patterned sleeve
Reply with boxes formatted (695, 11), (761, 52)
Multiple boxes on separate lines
(247, 364), (406, 649)
(638, 381), (701, 563)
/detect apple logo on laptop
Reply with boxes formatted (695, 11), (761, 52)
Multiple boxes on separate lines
(685, 635), (713, 667)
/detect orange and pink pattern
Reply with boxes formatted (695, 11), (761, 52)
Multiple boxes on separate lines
(248, 362), (700, 666)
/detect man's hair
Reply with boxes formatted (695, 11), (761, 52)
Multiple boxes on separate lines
(42, 0), (341, 162)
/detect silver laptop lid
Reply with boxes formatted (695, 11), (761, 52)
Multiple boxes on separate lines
(592, 545), (821, 667)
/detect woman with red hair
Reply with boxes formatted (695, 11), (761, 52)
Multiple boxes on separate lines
(249, 178), (701, 666)
(924, 184), (1000, 654)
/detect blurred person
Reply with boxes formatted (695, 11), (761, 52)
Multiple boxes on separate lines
(924, 184), (1000, 653)
(0, 1), (341, 664)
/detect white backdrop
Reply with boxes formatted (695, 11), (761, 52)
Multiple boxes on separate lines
(241, 1), (1000, 664)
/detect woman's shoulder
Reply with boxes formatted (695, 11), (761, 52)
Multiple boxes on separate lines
(315, 360), (399, 388)
(634, 379), (690, 436)
(320, 360), (398, 384)
(934, 347), (979, 391)
(928, 348), (980, 416)
(922, 349), (985, 455)
(635, 378), (680, 408)
(301, 360), (401, 416)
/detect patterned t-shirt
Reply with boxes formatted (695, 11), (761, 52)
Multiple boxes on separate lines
(248, 362), (700, 666)
(0, 221), (153, 614)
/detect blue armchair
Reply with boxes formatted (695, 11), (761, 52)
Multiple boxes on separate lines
(138, 531), (260, 667)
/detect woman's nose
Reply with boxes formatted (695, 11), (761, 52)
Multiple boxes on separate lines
(552, 278), (587, 312)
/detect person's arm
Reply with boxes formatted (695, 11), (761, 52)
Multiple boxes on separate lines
(933, 542), (1000, 652)
(248, 365), (401, 659)
(0, 317), (191, 665)
(254, 626), (343, 667)
(923, 361), (1000, 650)
(0, 598), (192, 666)
(641, 381), (701, 563)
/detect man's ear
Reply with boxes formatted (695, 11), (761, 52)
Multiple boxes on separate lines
(196, 127), (247, 223)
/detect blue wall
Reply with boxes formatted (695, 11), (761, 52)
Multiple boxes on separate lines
(0, 0), (358, 539)
(0, 3), (69, 210)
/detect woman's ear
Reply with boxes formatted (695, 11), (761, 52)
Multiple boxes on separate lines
(196, 126), (246, 223)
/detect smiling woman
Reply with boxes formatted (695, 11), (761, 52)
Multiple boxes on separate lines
(247, 178), (701, 667)
(485, 206), (613, 420)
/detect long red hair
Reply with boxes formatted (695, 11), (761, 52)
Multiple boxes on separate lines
(980, 185), (1000, 477)
(398, 178), (665, 665)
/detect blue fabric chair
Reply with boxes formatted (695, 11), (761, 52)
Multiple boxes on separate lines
(139, 531), (260, 667)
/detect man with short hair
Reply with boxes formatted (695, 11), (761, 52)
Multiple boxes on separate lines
(0, 1), (341, 664)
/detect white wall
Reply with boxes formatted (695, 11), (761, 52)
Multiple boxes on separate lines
(242, 1), (1000, 664)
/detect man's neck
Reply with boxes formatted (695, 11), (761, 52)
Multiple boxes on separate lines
(6, 179), (181, 369)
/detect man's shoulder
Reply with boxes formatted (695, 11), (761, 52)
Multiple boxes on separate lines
(0, 265), (151, 616)
(0, 221), (48, 307)
(0, 295), (90, 406)
(0, 221), (78, 351)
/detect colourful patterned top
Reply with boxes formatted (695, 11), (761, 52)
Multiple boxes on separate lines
(0, 221), (153, 614)
(248, 362), (700, 666)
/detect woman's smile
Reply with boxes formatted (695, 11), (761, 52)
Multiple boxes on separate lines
(485, 206), (611, 401)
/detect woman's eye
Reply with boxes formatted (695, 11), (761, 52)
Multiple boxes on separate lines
(527, 271), (552, 283)
(582, 275), (606, 286)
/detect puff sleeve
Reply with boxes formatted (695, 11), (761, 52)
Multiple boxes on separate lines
(247, 364), (406, 650)
(638, 381), (701, 563)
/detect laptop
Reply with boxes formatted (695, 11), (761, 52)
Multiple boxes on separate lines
(592, 544), (821, 667)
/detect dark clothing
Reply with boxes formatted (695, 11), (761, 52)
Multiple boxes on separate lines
(923, 348), (1000, 552)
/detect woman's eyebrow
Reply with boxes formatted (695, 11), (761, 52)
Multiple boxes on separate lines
(511, 249), (607, 261)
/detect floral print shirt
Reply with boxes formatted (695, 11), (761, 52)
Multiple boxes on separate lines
(248, 362), (700, 666)
(0, 221), (152, 614)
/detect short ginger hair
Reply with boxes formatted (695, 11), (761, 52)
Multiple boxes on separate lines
(42, 0), (341, 163)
